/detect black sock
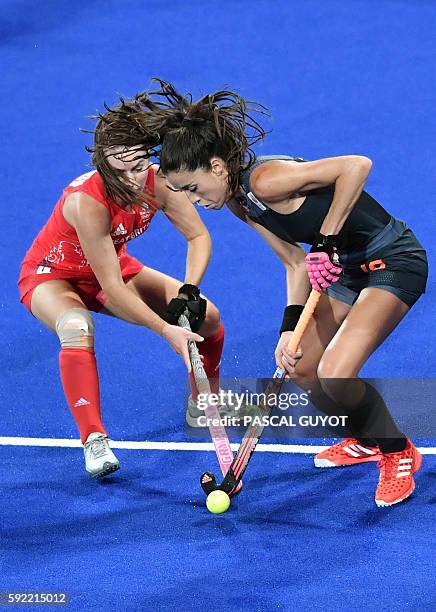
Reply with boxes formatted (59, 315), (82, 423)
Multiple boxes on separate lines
(356, 438), (379, 448)
(346, 382), (407, 452)
(293, 378), (407, 452)
(376, 437), (408, 453)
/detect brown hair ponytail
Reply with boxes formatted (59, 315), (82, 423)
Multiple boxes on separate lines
(140, 79), (268, 194)
(84, 98), (159, 208)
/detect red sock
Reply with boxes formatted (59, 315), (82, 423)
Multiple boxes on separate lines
(189, 323), (224, 399)
(59, 348), (107, 443)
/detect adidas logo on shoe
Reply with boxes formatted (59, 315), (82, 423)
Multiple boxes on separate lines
(375, 441), (422, 507)
(314, 438), (382, 467)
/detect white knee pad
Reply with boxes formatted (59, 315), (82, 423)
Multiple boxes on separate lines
(55, 308), (95, 348)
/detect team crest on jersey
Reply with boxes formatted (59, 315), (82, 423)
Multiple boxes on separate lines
(43, 241), (89, 269)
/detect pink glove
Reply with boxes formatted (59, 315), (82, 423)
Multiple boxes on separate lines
(305, 251), (342, 292)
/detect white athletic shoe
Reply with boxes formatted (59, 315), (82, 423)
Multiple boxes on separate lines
(185, 392), (258, 428)
(84, 432), (120, 478)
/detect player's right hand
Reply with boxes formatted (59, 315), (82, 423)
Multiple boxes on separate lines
(162, 323), (203, 371)
(275, 331), (303, 377)
(162, 284), (207, 332)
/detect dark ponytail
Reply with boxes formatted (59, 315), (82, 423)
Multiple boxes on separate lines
(139, 79), (268, 194)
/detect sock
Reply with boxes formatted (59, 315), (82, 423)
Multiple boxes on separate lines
(376, 437), (408, 453)
(346, 382), (407, 453)
(59, 348), (107, 443)
(304, 379), (406, 452)
(356, 438), (379, 448)
(189, 323), (224, 400)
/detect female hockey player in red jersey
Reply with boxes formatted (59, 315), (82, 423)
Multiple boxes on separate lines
(18, 96), (224, 478)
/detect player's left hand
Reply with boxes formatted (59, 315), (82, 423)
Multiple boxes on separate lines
(306, 234), (342, 292)
(275, 331), (303, 377)
(163, 284), (207, 332)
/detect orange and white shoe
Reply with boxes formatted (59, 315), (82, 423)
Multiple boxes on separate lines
(375, 440), (422, 507)
(314, 438), (382, 468)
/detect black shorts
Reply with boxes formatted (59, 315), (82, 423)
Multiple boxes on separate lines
(326, 218), (428, 308)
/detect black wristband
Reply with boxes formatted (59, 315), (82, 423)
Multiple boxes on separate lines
(178, 284), (200, 300)
(280, 305), (305, 335)
(311, 232), (338, 250)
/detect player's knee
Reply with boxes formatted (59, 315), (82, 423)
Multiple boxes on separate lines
(317, 357), (341, 380)
(317, 352), (359, 379)
(55, 308), (95, 349)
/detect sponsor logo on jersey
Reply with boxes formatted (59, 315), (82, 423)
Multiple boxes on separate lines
(112, 223), (128, 237)
(112, 226), (149, 245)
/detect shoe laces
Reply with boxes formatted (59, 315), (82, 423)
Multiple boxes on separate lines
(85, 436), (108, 459)
(377, 450), (411, 489)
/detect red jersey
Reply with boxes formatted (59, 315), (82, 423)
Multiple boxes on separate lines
(21, 168), (158, 278)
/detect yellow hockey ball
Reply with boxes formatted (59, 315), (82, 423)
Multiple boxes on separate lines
(206, 490), (231, 514)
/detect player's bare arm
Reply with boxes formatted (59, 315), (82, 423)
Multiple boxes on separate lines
(251, 156), (373, 235)
(246, 218), (310, 304)
(156, 171), (212, 286)
(246, 219), (310, 374)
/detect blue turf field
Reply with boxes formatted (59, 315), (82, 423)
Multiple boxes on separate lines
(2, 1), (436, 610)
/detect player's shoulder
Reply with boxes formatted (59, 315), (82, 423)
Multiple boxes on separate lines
(64, 169), (107, 199)
(66, 169), (98, 188)
(63, 189), (111, 231)
(250, 157), (305, 200)
(63, 172), (112, 228)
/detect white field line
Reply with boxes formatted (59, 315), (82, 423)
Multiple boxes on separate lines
(0, 436), (435, 454)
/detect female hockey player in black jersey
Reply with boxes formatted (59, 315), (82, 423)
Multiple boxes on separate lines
(106, 80), (428, 507)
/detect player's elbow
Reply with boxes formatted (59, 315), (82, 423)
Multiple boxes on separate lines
(285, 259), (306, 275)
(284, 248), (307, 273)
(351, 155), (372, 174)
(100, 280), (126, 301)
(188, 229), (211, 246)
(285, 260), (309, 291)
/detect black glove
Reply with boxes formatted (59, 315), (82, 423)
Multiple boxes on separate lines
(162, 284), (207, 332)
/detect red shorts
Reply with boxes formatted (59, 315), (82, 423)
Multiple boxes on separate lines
(18, 254), (144, 313)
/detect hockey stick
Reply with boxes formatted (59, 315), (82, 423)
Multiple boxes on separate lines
(178, 313), (242, 494)
(200, 290), (321, 496)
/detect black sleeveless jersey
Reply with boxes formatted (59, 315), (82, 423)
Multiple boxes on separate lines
(238, 155), (391, 251)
